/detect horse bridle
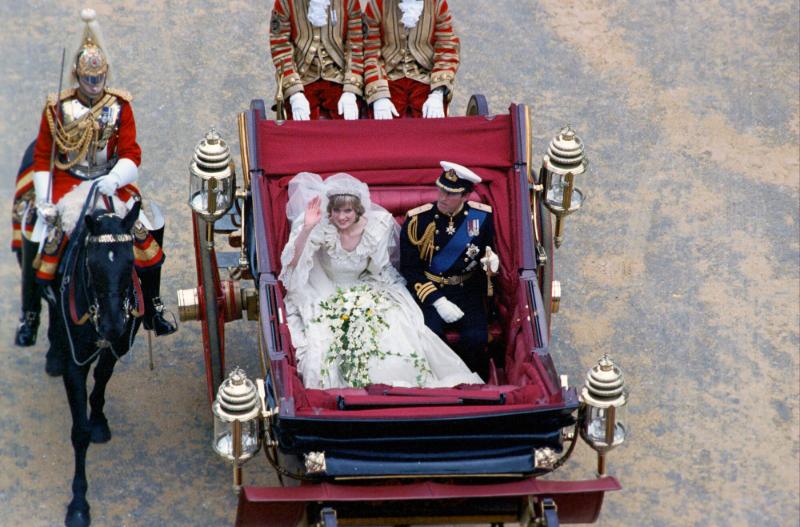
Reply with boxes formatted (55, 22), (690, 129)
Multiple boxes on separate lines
(70, 229), (145, 335)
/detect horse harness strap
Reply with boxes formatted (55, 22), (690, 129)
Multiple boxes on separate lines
(86, 233), (134, 244)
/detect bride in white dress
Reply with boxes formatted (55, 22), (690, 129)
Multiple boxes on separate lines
(279, 172), (483, 389)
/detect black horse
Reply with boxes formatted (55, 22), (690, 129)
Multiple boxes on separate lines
(50, 199), (144, 527)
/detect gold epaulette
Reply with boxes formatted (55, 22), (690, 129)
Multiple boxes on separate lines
(105, 87), (133, 102)
(406, 203), (433, 217)
(468, 201), (492, 213)
(46, 88), (77, 106)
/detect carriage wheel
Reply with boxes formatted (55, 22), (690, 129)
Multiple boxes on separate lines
(192, 212), (226, 405)
(466, 94), (490, 116)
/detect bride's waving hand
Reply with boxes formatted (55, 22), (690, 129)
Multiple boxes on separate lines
(287, 196), (322, 269)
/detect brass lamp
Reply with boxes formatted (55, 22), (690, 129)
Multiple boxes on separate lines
(212, 368), (262, 490)
(189, 128), (236, 223)
(579, 354), (628, 476)
(542, 126), (587, 248)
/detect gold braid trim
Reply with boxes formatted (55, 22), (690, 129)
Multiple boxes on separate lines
(104, 87), (133, 102)
(45, 93), (117, 171)
(407, 215), (436, 264)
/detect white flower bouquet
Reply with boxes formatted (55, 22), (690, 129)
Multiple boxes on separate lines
(314, 285), (430, 387)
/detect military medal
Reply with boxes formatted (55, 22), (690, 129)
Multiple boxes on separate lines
(446, 216), (456, 235)
(467, 218), (480, 236)
(466, 244), (479, 258)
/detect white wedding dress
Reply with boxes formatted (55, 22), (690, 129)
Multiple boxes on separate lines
(279, 209), (483, 389)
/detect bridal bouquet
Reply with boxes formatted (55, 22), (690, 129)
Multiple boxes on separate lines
(315, 285), (430, 387)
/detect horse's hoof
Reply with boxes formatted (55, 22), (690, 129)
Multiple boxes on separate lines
(89, 418), (111, 444)
(45, 348), (65, 377)
(65, 503), (91, 527)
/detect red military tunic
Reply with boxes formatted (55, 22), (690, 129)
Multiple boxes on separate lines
(31, 88), (162, 282)
(363, 0), (460, 117)
(269, 0), (364, 119)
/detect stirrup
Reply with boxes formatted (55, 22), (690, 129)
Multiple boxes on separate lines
(144, 297), (177, 336)
(14, 311), (39, 347)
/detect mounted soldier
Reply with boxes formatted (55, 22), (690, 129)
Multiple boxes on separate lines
(25, 9), (175, 373)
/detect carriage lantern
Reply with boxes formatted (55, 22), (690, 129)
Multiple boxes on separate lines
(542, 126), (587, 248)
(579, 354), (628, 477)
(212, 368), (262, 489)
(189, 128), (236, 223)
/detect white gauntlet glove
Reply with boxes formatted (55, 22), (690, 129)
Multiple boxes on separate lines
(289, 92), (311, 121)
(36, 201), (58, 226)
(96, 174), (120, 196)
(372, 97), (399, 120)
(31, 170), (55, 224)
(422, 89), (445, 118)
(480, 246), (500, 273)
(337, 92), (359, 120)
(96, 158), (139, 197)
(433, 297), (464, 323)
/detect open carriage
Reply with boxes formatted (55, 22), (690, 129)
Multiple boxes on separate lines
(178, 96), (628, 526)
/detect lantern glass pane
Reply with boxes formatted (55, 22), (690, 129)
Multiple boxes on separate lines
(583, 405), (627, 450)
(212, 415), (260, 461)
(546, 173), (565, 206)
(189, 175), (233, 220)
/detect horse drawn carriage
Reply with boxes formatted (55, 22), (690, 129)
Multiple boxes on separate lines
(178, 96), (629, 526)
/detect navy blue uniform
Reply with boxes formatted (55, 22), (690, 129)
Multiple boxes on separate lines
(399, 201), (495, 380)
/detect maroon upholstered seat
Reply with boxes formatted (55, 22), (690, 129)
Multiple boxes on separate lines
(369, 186), (479, 224)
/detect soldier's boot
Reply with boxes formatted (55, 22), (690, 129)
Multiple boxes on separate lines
(140, 226), (176, 336)
(15, 237), (42, 347)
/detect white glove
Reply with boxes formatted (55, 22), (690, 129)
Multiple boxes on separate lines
(433, 297), (464, 323)
(289, 92), (311, 120)
(480, 247), (500, 273)
(96, 158), (139, 196)
(422, 89), (445, 118)
(36, 200), (58, 226)
(31, 170), (57, 229)
(372, 97), (399, 120)
(337, 92), (359, 120)
(96, 174), (120, 196)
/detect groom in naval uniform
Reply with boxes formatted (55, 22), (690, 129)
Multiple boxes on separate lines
(399, 161), (500, 381)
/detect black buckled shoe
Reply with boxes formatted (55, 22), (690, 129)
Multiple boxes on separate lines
(143, 297), (177, 336)
(14, 311), (39, 347)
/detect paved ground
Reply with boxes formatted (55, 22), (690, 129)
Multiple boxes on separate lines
(1, 1), (798, 526)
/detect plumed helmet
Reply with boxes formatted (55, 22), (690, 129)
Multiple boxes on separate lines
(72, 9), (110, 81)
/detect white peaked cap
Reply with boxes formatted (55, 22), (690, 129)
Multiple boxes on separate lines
(440, 161), (481, 183)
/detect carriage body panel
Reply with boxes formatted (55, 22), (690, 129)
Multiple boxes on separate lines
(185, 99), (620, 525)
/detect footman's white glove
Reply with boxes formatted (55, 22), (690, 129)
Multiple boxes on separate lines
(433, 297), (464, 323)
(480, 246), (500, 273)
(337, 92), (359, 120)
(290, 92), (311, 120)
(422, 89), (445, 118)
(373, 97), (399, 120)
